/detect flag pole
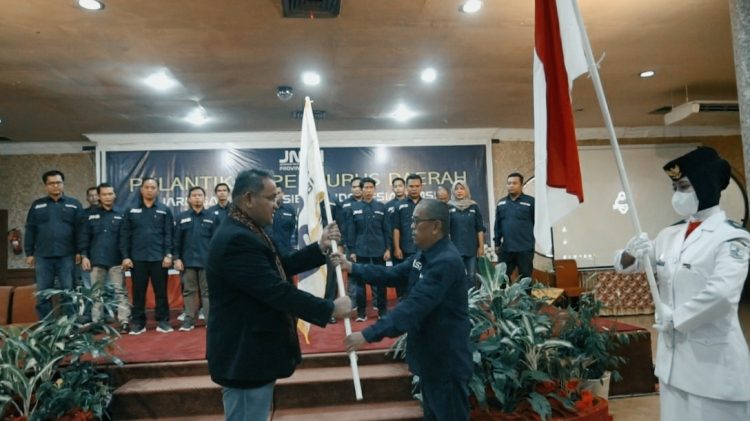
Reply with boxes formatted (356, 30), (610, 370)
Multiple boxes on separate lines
(569, 2), (664, 319)
(305, 97), (364, 400)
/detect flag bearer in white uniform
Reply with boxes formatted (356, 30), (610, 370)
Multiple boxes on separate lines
(615, 147), (750, 421)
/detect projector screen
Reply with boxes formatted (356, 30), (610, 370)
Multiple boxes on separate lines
(527, 144), (748, 268)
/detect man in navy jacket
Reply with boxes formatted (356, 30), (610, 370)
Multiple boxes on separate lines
(25, 169), (85, 318)
(336, 199), (472, 420)
(206, 168), (351, 421)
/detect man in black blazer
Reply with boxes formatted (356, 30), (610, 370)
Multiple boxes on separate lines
(335, 199), (472, 421)
(206, 168), (351, 421)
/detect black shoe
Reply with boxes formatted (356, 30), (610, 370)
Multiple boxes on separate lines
(129, 324), (146, 335)
(329, 317), (337, 324)
(156, 321), (174, 333)
(179, 319), (195, 332)
(119, 323), (130, 334)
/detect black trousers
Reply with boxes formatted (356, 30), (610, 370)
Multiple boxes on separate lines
(421, 378), (470, 421)
(131, 260), (169, 325)
(324, 258), (338, 300)
(350, 256), (388, 317)
(499, 250), (534, 281)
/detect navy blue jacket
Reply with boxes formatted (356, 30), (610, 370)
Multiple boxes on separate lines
(385, 197), (404, 243)
(353, 236), (472, 382)
(208, 202), (230, 224)
(24, 195), (85, 258)
(267, 203), (297, 256)
(174, 208), (218, 268)
(393, 197), (422, 255)
(321, 193), (344, 227)
(449, 204), (485, 257)
(345, 199), (391, 258)
(81, 206), (125, 268)
(493, 194), (535, 252)
(340, 197), (360, 248)
(120, 202), (174, 262)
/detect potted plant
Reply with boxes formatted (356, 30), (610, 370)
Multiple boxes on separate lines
(0, 287), (122, 421)
(556, 293), (641, 398)
(468, 257), (611, 420)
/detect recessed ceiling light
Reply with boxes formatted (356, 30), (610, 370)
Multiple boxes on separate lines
(302, 71), (321, 86)
(184, 107), (209, 126)
(421, 68), (437, 83)
(78, 0), (104, 11)
(460, 0), (483, 14)
(390, 104), (417, 122)
(144, 70), (178, 92)
(639, 70), (655, 78)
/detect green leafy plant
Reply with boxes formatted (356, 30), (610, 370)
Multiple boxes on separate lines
(469, 258), (577, 420)
(557, 293), (642, 383)
(0, 287), (123, 421)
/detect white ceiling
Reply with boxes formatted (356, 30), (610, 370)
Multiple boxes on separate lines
(0, 0), (740, 142)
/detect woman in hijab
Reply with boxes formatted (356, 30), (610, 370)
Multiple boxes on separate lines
(448, 181), (485, 289)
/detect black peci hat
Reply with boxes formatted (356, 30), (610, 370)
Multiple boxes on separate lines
(663, 146), (731, 211)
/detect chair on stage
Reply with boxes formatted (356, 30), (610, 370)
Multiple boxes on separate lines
(553, 259), (583, 301)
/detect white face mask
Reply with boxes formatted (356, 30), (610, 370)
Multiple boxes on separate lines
(671, 191), (699, 217)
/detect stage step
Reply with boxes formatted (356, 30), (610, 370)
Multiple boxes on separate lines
(273, 400), (422, 420)
(107, 349), (398, 386)
(112, 362), (415, 419)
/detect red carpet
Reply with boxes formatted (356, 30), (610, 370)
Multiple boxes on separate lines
(112, 305), (397, 364)
(110, 304), (643, 365)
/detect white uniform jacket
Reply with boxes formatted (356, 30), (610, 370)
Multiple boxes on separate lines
(616, 209), (750, 401)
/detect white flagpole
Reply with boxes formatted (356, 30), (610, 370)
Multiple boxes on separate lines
(305, 97), (363, 400)
(569, 2), (664, 319)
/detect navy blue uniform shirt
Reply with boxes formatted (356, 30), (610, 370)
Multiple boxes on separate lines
(24, 195), (85, 258)
(493, 193), (535, 252)
(449, 203), (485, 257)
(81, 206), (125, 268)
(353, 236), (472, 382)
(345, 199), (391, 258)
(267, 203), (297, 256)
(208, 202), (230, 224)
(340, 197), (360, 249)
(120, 202), (174, 262)
(385, 197), (404, 241)
(393, 197), (422, 255)
(174, 207), (218, 268)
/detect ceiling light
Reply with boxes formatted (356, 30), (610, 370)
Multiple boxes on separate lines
(639, 70), (655, 78)
(302, 71), (321, 86)
(421, 68), (437, 83)
(184, 107), (209, 126)
(460, 0), (483, 14)
(144, 70), (178, 92)
(78, 0), (104, 11)
(390, 104), (417, 122)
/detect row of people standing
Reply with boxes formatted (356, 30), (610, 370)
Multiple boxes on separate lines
(24, 171), (232, 335)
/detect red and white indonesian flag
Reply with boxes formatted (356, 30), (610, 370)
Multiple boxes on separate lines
(533, 0), (587, 255)
(296, 97), (328, 343)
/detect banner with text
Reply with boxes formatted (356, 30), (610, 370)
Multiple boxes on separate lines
(105, 145), (489, 230)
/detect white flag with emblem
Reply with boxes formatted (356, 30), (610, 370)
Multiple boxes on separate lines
(296, 97), (329, 344)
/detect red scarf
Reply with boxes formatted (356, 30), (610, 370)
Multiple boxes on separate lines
(685, 220), (702, 239)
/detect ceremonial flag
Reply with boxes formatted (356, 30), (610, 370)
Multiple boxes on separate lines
(296, 98), (329, 343)
(533, 0), (588, 255)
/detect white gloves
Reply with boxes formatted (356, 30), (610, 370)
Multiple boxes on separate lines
(625, 233), (655, 263)
(653, 303), (675, 346)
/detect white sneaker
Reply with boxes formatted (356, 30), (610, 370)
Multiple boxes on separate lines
(198, 308), (205, 320)
(177, 312), (186, 321)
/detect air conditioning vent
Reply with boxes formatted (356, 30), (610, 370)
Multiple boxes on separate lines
(648, 106), (672, 115)
(283, 0), (341, 18)
(698, 103), (739, 112)
(292, 109), (326, 120)
(664, 100), (739, 126)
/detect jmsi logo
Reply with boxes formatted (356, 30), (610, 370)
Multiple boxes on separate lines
(279, 150), (325, 170)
